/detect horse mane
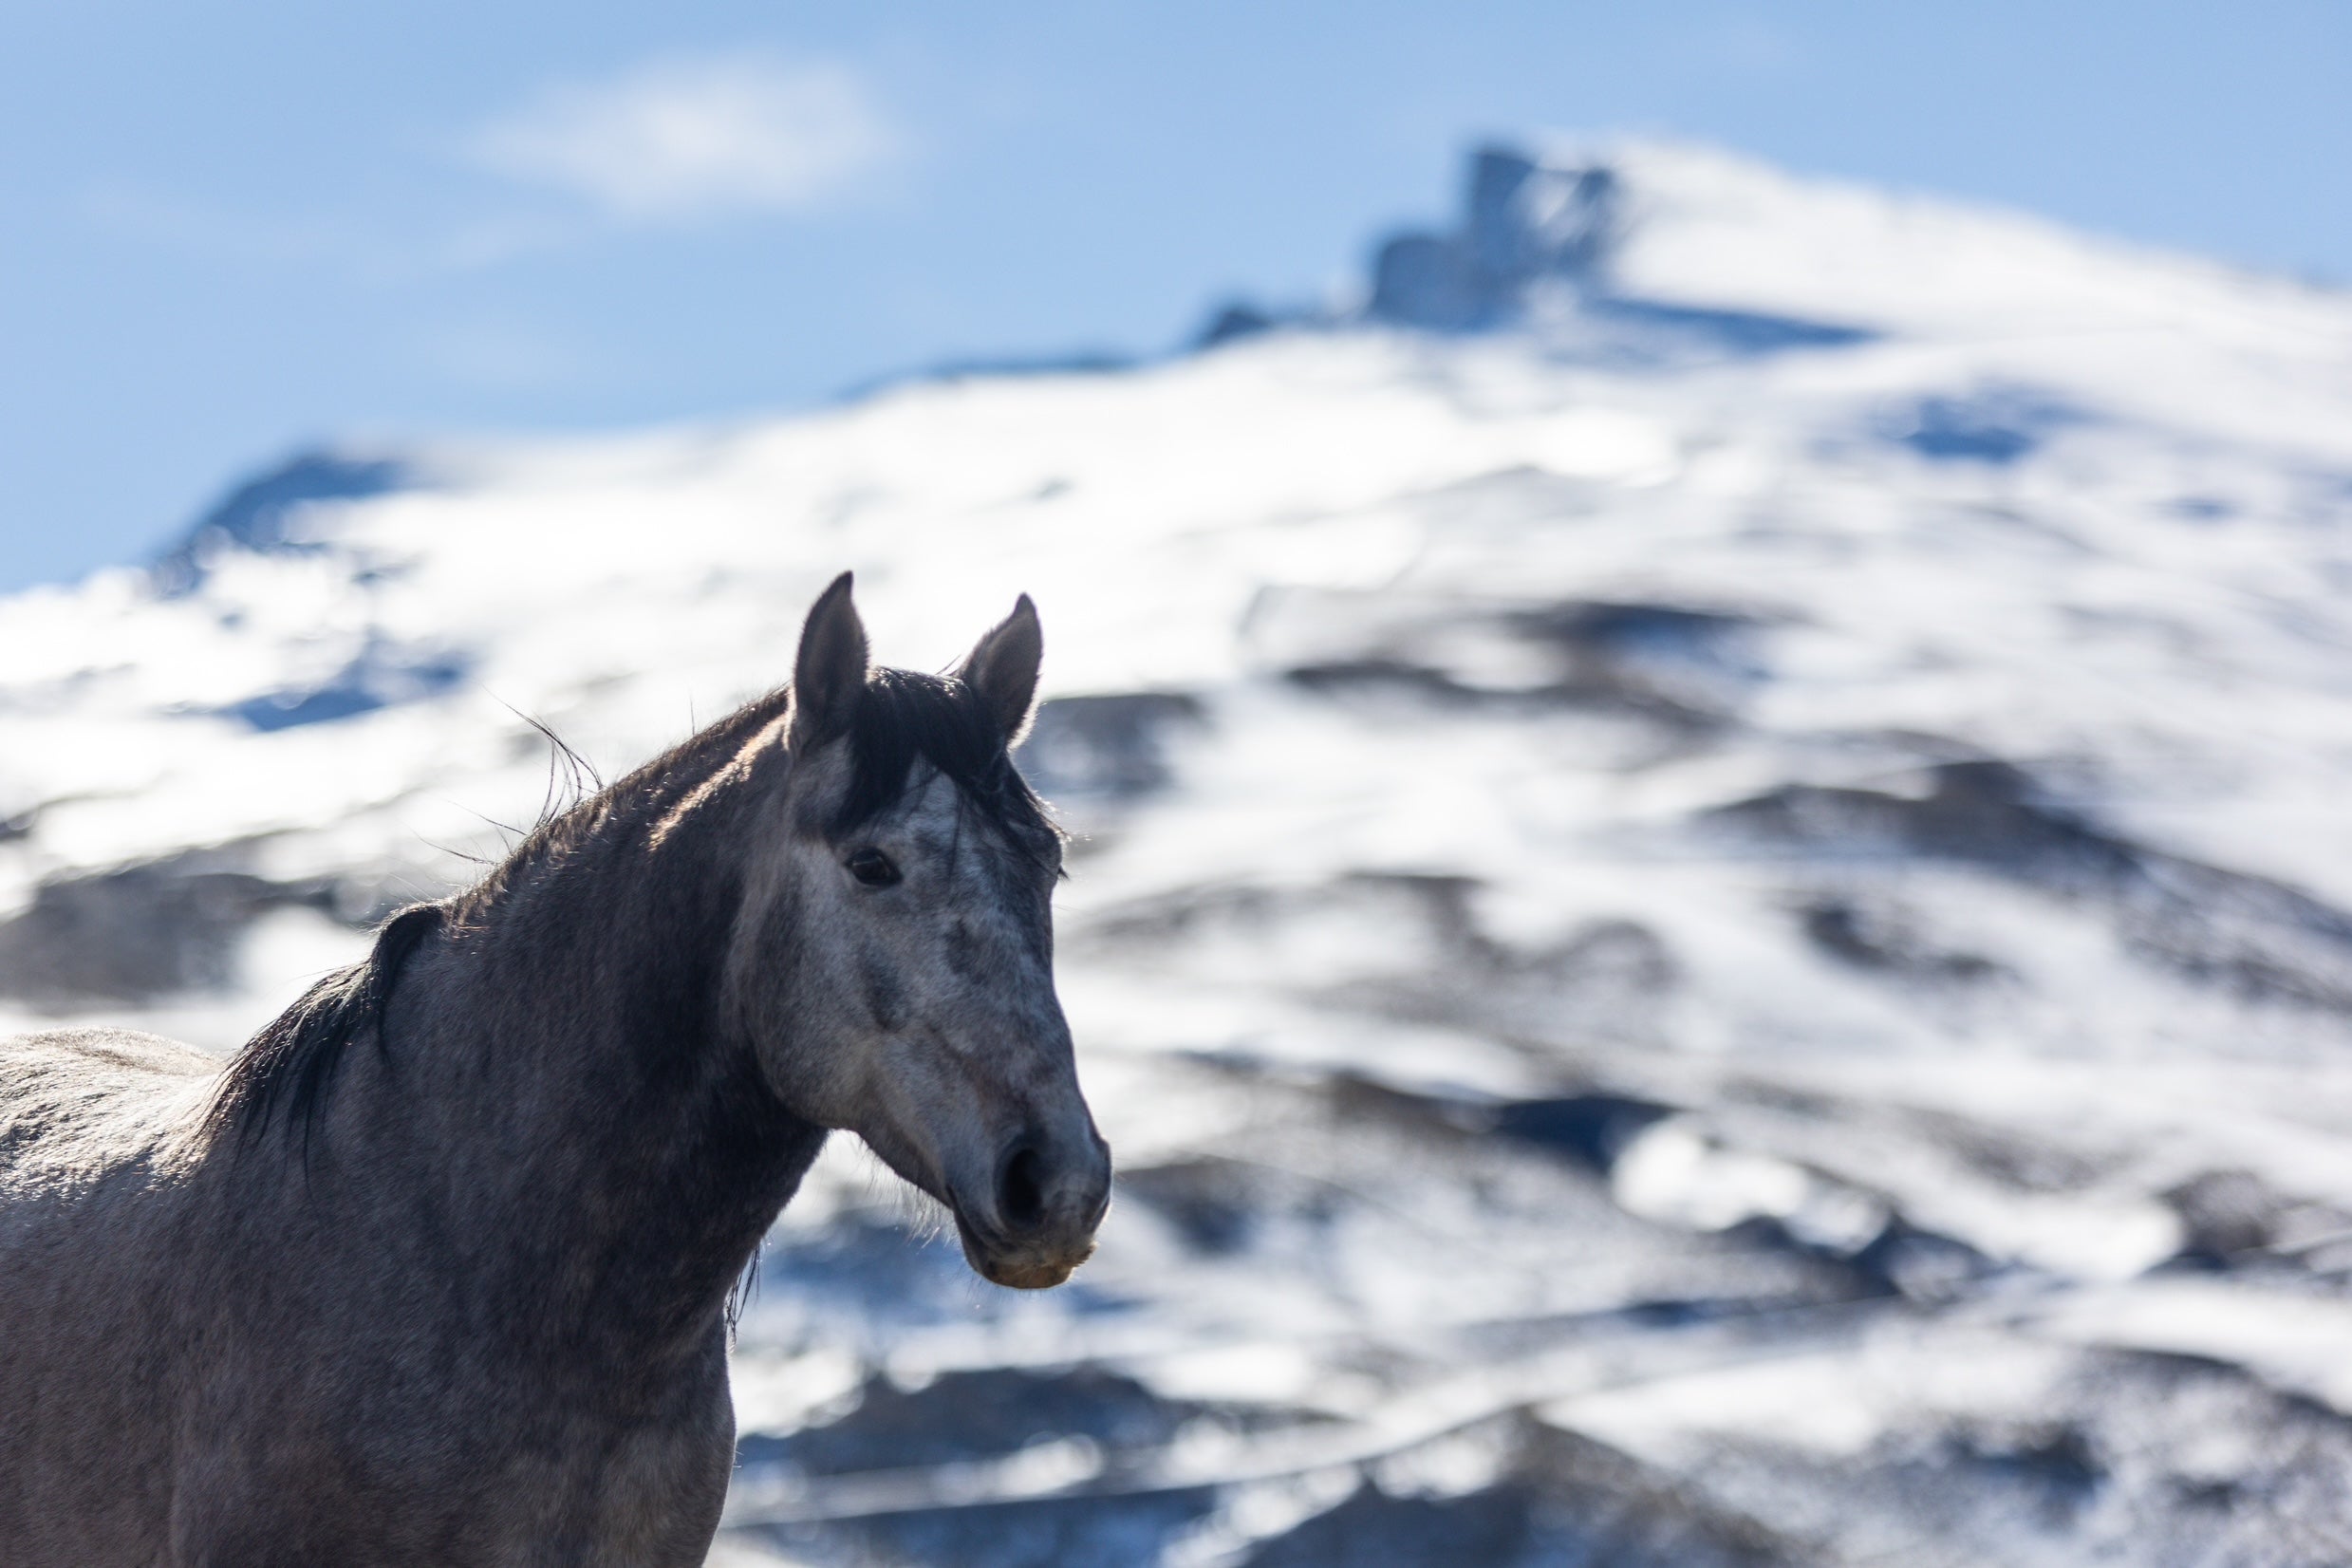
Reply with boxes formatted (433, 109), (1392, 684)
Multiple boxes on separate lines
(203, 902), (446, 1154)
(201, 665), (1053, 1154)
(196, 701), (765, 1155)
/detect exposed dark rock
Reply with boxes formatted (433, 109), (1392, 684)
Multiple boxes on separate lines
(218, 640), (471, 732)
(749, 1367), (1193, 1478)
(1879, 386), (2082, 464)
(1362, 145), (1869, 362)
(1712, 759), (2101, 868)
(1798, 897), (2006, 984)
(1015, 692), (1205, 802)
(1242, 1482), (1535, 1567)
(1849, 1216), (1999, 1303)
(1514, 602), (1764, 718)
(924, 350), (1135, 382)
(1070, 872), (1473, 979)
(1664, 1347), (2352, 1566)
(1360, 899), (1683, 1047)
(1112, 1143), (1351, 1261)
(1898, 1107), (2108, 1194)
(1195, 300), (1288, 348)
(1519, 1425), (1801, 1567)
(1579, 296), (1873, 355)
(838, 349), (1136, 404)
(1254, 587), (1766, 725)
(761, 1488), (1216, 1568)
(1117, 1158), (1260, 1254)
(1371, 233), (1495, 334)
(0, 849), (340, 1006)
(1943, 1422), (2104, 1525)
(1716, 760), (2352, 1012)
(1073, 870), (1680, 1047)
(736, 1368), (1233, 1566)
(155, 449), (419, 594)
(752, 1215), (1129, 1334)
(1491, 1093), (1676, 1172)
(2164, 1169), (2288, 1266)
(1369, 147), (1619, 330)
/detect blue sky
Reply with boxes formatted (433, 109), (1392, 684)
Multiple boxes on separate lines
(2, 1), (2345, 589)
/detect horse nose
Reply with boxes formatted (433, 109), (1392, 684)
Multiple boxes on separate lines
(995, 1129), (1110, 1240)
(998, 1142), (1048, 1231)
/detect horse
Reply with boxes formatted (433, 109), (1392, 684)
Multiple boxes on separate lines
(0, 574), (1111, 1566)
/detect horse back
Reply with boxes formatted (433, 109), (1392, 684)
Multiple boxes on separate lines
(1, 1022), (216, 1173)
(0, 1027), (220, 1566)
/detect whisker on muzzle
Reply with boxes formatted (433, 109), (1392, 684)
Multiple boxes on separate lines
(886, 1172), (955, 1243)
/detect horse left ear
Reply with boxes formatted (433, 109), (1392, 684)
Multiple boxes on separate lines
(959, 594), (1043, 747)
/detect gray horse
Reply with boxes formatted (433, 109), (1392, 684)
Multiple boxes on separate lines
(0, 574), (1111, 1566)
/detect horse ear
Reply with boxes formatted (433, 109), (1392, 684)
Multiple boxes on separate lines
(790, 571), (868, 751)
(959, 593), (1043, 747)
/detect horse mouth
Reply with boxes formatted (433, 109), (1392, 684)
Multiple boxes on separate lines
(948, 1207), (1097, 1291)
(981, 1253), (1089, 1290)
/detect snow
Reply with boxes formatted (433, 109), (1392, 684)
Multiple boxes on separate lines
(8, 137), (2352, 1563)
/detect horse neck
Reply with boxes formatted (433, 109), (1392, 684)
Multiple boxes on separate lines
(344, 729), (823, 1358)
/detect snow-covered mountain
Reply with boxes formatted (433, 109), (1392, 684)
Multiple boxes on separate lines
(9, 140), (2352, 1566)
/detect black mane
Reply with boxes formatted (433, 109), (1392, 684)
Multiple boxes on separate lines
(834, 667), (1056, 852)
(204, 902), (444, 1154)
(203, 665), (1051, 1153)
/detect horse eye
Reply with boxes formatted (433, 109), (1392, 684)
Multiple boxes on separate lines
(846, 847), (901, 888)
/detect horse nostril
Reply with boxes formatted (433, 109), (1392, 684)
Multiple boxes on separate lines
(999, 1144), (1048, 1232)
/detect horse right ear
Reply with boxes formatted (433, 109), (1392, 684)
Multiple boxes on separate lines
(789, 572), (868, 751)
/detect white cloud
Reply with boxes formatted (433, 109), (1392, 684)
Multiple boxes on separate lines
(471, 53), (901, 222)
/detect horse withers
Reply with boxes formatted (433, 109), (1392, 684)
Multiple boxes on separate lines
(0, 575), (1111, 1566)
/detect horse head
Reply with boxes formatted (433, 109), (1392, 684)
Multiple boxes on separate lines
(725, 574), (1111, 1289)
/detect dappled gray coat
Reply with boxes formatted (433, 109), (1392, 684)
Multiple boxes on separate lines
(0, 576), (1110, 1566)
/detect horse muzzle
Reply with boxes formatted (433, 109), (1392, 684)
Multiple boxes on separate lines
(951, 1128), (1111, 1290)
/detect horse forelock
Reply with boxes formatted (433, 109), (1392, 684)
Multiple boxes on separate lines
(835, 667), (1059, 863)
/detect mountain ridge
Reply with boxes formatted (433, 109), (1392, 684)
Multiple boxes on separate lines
(8, 137), (2352, 1566)
(157, 134), (2352, 604)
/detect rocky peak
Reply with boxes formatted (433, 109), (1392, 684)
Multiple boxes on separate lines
(1370, 145), (1621, 328)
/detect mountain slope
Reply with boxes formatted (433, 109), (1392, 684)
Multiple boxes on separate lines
(7, 140), (2352, 1565)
